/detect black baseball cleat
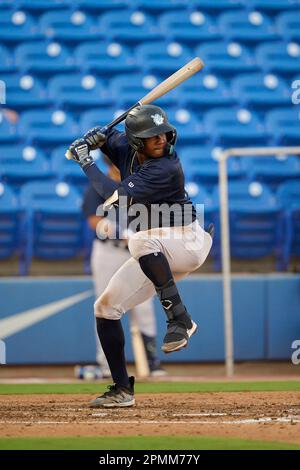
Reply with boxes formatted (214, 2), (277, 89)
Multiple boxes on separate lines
(89, 376), (135, 408)
(161, 314), (198, 354)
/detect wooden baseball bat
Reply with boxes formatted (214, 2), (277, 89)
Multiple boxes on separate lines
(104, 56), (205, 130)
(129, 312), (150, 379)
(65, 57), (204, 159)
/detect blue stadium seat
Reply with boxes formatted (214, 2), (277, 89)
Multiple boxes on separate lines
(212, 181), (283, 266)
(0, 144), (53, 185)
(0, 113), (18, 144)
(277, 180), (300, 269)
(179, 74), (235, 111)
(80, 108), (126, 133)
(48, 74), (110, 110)
(204, 108), (267, 145)
(1, 74), (50, 110)
(99, 10), (163, 45)
(181, 146), (248, 186)
(110, 74), (178, 109)
(184, 158), (248, 187)
(19, 110), (78, 146)
(167, 109), (207, 145)
(196, 42), (258, 77)
(218, 10), (277, 44)
(246, 0), (300, 13)
(266, 108), (300, 145)
(15, 41), (77, 76)
(0, 182), (21, 261)
(135, 42), (192, 76)
(256, 41), (300, 77)
(0, 10), (42, 43)
(249, 155), (300, 187)
(19, 180), (84, 274)
(276, 11), (300, 42)
(39, 10), (101, 43)
(76, 0), (129, 12)
(232, 73), (290, 111)
(159, 11), (220, 45)
(75, 42), (137, 76)
(0, 46), (15, 73)
(17, 0), (73, 12)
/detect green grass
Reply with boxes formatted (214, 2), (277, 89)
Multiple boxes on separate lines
(0, 436), (299, 450)
(0, 380), (299, 395)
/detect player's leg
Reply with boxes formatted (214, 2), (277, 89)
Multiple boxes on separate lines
(91, 240), (129, 378)
(128, 221), (213, 353)
(91, 256), (156, 408)
(95, 256), (190, 318)
(94, 254), (195, 371)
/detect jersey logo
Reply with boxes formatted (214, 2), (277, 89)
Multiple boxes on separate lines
(128, 181), (135, 188)
(151, 113), (164, 126)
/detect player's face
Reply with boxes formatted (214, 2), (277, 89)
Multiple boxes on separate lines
(143, 133), (167, 158)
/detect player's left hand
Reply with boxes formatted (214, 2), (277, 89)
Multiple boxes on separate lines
(84, 126), (106, 150)
(65, 138), (95, 169)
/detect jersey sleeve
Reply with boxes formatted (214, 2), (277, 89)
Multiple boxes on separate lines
(119, 159), (175, 203)
(101, 128), (130, 168)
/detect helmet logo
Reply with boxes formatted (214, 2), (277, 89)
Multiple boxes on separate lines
(151, 114), (164, 126)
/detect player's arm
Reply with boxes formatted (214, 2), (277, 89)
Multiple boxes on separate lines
(66, 138), (119, 199)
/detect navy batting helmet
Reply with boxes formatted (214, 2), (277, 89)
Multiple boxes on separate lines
(125, 105), (177, 152)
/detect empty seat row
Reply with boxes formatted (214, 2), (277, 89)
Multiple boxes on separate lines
(2, 143), (300, 192)
(1, 9), (300, 45)
(1, 108), (300, 147)
(1, 179), (299, 272)
(1, 40), (300, 78)
(1, 72), (294, 112)
(186, 179), (300, 270)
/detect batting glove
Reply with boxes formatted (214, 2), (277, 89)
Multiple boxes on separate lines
(66, 138), (94, 169)
(84, 126), (106, 150)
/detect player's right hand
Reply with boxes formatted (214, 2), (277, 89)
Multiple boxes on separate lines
(84, 126), (106, 150)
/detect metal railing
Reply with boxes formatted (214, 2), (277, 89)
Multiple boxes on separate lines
(218, 146), (300, 377)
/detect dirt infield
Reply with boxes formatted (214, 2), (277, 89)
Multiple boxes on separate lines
(1, 392), (299, 445)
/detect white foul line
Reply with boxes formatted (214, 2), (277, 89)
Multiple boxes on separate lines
(1, 417), (300, 426)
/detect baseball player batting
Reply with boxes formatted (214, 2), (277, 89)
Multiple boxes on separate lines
(66, 104), (213, 408)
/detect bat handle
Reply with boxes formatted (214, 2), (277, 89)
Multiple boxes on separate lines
(104, 101), (141, 131)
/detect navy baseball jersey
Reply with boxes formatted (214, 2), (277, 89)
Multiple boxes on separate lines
(101, 128), (197, 227)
